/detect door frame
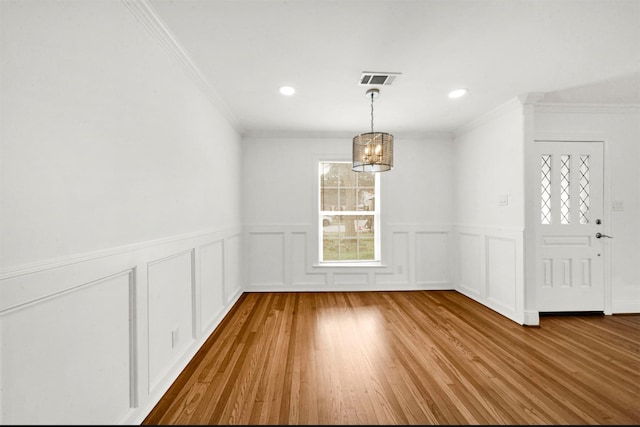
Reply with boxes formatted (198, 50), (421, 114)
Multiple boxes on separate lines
(529, 132), (612, 315)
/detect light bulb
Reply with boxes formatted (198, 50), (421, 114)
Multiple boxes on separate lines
(448, 88), (468, 99)
(279, 86), (295, 96)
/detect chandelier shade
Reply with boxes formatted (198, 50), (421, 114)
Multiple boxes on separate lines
(352, 88), (394, 172)
(352, 132), (394, 172)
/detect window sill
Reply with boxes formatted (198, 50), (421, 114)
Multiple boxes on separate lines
(312, 262), (387, 268)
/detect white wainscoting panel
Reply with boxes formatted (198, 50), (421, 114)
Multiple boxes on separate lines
(486, 236), (517, 312)
(224, 235), (242, 304)
(248, 232), (285, 288)
(454, 226), (525, 324)
(147, 249), (196, 394)
(0, 228), (243, 425)
(333, 272), (370, 286)
(375, 231), (409, 286)
(612, 287), (640, 313)
(0, 270), (135, 425)
(415, 231), (451, 288)
(457, 232), (483, 297)
(291, 232), (327, 286)
(245, 225), (453, 291)
(199, 240), (225, 334)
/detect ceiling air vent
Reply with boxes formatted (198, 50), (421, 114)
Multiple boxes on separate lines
(359, 71), (401, 86)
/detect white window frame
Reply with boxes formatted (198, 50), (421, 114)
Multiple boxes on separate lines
(317, 160), (381, 265)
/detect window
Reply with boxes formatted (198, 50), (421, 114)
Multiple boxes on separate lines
(319, 161), (380, 262)
(539, 153), (591, 225)
(540, 154), (552, 224)
(579, 155), (590, 224)
(560, 154), (571, 224)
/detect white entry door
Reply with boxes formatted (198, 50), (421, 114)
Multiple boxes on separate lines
(533, 141), (606, 312)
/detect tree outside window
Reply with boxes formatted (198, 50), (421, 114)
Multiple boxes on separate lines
(319, 162), (380, 262)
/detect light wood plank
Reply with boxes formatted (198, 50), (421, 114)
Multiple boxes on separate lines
(142, 291), (640, 425)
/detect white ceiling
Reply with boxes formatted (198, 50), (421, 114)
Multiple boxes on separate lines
(149, 0), (640, 137)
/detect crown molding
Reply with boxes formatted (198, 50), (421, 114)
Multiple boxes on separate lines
(121, 0), (243, 133)
(518, 92), (546, 105)
(242, 130), (356, 140)
(241, 129), (454, 141)
(534, 103), (640, 114)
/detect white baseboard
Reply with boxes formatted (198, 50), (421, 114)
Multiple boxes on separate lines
(611, 300), (640, 314)
(523, 310), (540, 326)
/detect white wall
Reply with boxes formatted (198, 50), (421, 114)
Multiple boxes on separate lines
(454, 98), (526, 229)
(533, 105), (640, 313)
(0, 0), (243, 424)
(452, 98), (526, 324)
(1, 0), (240, 266)
(242, 135), (455, 290)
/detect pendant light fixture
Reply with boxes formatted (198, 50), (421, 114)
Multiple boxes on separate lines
(352, 88), (394, 172)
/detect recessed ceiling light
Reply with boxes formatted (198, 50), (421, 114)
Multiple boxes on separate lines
(448, 88), (468, 99)
(279, 86), (295, 96)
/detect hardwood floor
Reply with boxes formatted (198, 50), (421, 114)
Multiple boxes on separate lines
(142, 291), (640, 425)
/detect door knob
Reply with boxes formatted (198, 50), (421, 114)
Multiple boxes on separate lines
(595, 232), (613, 239)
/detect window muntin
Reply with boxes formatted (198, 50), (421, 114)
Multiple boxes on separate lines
(319, 162), (380, 262)
(560, 154), (571, 224)
(541, 154), (552, 224)
(540, 153), (592, 226)
(579, 155), (590, 224)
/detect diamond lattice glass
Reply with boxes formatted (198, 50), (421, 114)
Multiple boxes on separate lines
(541, 155), (552, 224)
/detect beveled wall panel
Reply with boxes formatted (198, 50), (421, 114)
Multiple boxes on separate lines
(248, 232), (285, 287)
(454, 226), (524, 324)
(0, 271), (134, 424)
(245, 225), (453, 291)
(415, 231), (450, 286)
(376, 232), (409, 286)
(486, 236), (517, 312)
(292, 232), (327, 286)
(147, 250), (196, 393)
(199, 240), (225, 333)
(225, 235), (242, 303)
(0, 228), (243, 425)
(457, 232), (482, 297)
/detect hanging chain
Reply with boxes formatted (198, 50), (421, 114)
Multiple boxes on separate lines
(370, 92), (374, 133)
